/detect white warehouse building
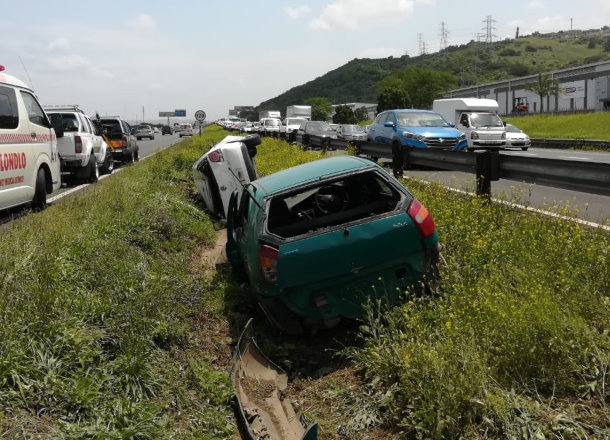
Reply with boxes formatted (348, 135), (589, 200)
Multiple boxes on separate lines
(443, 59), (610, 115)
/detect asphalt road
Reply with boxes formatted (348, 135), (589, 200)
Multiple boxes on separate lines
(402, 146), (610, 225)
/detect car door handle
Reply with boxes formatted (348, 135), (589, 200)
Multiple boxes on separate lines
(30, 132), (37, 138)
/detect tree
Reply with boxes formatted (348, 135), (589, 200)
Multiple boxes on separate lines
(304, 97), (333, 121)
(525, 72), (559, 113)
(376, 67), (457, 110)
(354, 106), (369, 122)
(377, 87), (409, 113)
(332, 105), (356, 124)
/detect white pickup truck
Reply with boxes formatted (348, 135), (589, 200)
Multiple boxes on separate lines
(44, 106), (113, 182)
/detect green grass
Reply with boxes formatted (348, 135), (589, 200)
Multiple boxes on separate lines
(0, 126), (233, 438)
(344, 182), (610, 439)
(505, 112), (610, 140)
(1, 125), (608, 439)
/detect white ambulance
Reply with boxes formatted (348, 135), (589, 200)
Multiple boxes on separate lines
(0, 65), (61, 211)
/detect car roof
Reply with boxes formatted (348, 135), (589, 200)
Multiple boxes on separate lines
(252, 156), (376, 196)
(0, 70), (32, 91)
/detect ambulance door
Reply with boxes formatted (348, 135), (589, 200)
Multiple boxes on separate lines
(0, 85), (33, 209)
(19, 90), (60, 197)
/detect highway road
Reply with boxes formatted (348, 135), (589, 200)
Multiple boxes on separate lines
(402, 146), (610, 225)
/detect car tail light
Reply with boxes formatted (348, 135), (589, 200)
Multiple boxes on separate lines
(258, 244), (278, 284)
(207, 150), (224, 162)
(122, 135), (127, 147)
(407, 198), (436, 239)
(75, 136), (82, 153)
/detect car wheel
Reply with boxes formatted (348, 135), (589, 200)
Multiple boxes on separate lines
(521, 147), (528, 151)
(100, 152), (114, 174)
(31, 168), (47, 211)
(134, 148), (140, 162)
(88, 156), (99, 183)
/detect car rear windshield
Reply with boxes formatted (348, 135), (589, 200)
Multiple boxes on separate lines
(266, 170), (403, 238)
(100, 119), (122, 139)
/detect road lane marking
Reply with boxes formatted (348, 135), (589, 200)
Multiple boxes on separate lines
(558, 156), (591, 161)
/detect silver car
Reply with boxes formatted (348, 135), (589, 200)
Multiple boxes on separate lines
(504, 123), (530, 151)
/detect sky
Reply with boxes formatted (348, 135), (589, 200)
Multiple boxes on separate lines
(2, 0), (610, 123)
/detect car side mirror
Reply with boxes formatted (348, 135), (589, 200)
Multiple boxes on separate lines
(448, 122), (455, 128)
(384, 121), (394, 128)
(49, 113), (64, 138)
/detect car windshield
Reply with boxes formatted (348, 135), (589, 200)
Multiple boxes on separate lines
(264, 119), (280, 126)
(54, 113), (79, 132)
(341, 125), (364, 132)
(470, 113), (503, 127)
(397, 112), (449, 127)
(266, 170), (402, 239)
(504, 124), (522, 133)
(307, 121), (332, 131)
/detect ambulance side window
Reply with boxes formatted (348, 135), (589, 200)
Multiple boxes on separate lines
(19, 91), (50, 128)
(0, 86), (19, 130)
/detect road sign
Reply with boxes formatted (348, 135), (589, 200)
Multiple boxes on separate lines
(195, 110), (206, 121)
(174, 109), (186, 117)
(159, 111), (174, 117)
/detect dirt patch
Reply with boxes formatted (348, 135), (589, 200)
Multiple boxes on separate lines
(192, 228), (227, 278)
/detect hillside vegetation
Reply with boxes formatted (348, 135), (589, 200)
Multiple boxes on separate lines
(258, 29), (610, 113)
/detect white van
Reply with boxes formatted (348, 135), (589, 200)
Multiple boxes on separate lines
(0, 65), (61, 211)
(432, 98), (506, 151)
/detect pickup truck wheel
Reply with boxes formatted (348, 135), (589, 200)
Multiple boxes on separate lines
(88, 156), (99, 183)
(32, 168), (47, 211)
(100, 153), (114, 174)
(134, 148), (140, 162)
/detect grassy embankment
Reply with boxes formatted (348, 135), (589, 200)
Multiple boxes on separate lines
(0, 126), (236, 438)
(505, 112), (610, 141)
(1, 124), (608, 439)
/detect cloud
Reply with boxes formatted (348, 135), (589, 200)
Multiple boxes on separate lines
(309, 0), (419, 30)
(129, 14), (156, 31)
(284, 5), (311, 20)
(47, 37), (71, 52)
(528, 0), (544, 8)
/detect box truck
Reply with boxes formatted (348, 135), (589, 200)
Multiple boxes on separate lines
(432, 98), (506, 151)
(286, 105), (311, 120)
(258, 110), (281, 120)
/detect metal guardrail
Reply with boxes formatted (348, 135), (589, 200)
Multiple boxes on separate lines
(227, 127), (610, 197)
(355, 141), (610, 197)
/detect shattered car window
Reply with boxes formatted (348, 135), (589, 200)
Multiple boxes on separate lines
(266, 170), (401, 238)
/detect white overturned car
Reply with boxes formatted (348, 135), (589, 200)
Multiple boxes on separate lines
(192, 134), (260, 219)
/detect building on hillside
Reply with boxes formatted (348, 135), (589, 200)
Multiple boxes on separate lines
(332, 102), (377, 120)
(443, 60), (610, 115)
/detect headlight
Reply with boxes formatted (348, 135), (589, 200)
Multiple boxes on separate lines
(471, 132), (479, 140)
(501, 132), (506, 139)
(402, 131), (424, 141)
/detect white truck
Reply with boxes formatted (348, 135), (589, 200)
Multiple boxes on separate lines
(432, 98), (506, 151)
(286, 105), (311, 120)
(258, 110), (281, 120)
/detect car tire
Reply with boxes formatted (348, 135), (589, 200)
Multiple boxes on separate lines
(88, 156), (99, 183)
(137, 137), (141, 140)
(32, 168), (47, 211)
(134, 148), (140, 162)
(100, 152), (114, 174)
(521, 147), (528, 151)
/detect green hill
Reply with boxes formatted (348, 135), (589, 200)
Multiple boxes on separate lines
(258, 28), (610, 113)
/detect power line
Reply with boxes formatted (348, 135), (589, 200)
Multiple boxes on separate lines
(482, 15), (497, 44)
(418, 33), (427, 55)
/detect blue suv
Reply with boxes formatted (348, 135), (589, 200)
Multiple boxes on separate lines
(368, 109), (467, 151)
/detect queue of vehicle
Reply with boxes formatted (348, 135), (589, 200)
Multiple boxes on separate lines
(0, 65), (143, 213)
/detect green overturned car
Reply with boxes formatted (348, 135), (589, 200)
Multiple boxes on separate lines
(226, 155), (440, 334)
